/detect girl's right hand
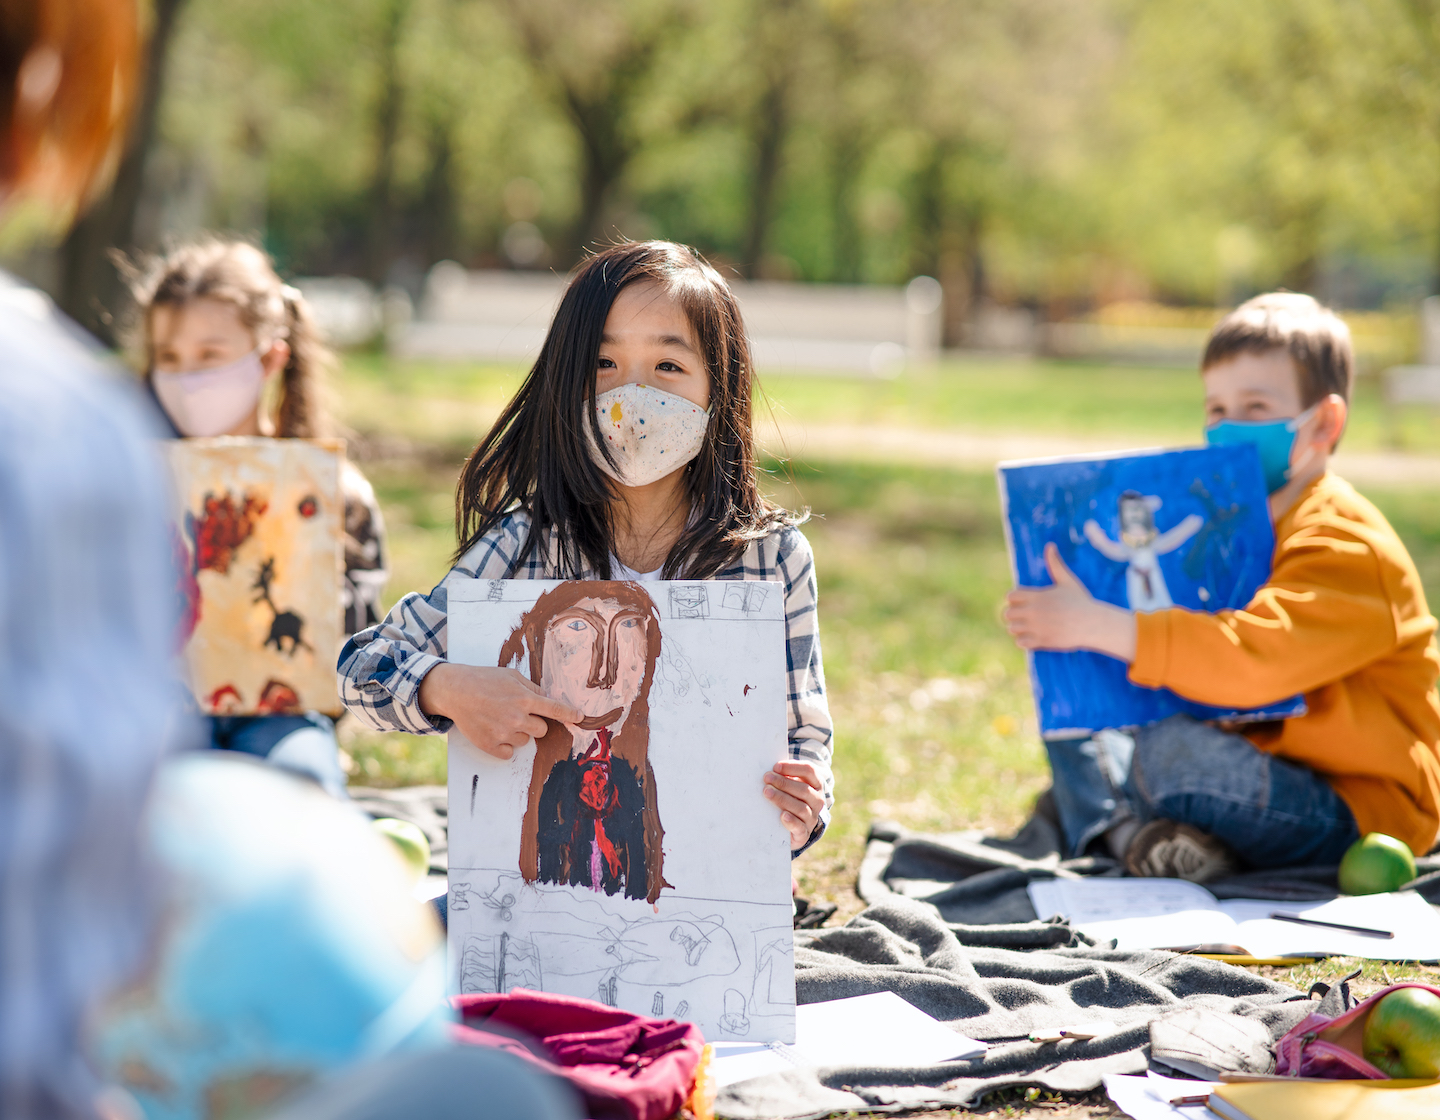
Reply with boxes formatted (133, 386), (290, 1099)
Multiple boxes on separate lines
(418, 663), (581, 760)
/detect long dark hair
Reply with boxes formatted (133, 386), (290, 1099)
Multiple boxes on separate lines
(455, 240), (794, 578)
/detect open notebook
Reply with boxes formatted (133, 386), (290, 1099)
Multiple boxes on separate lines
(1028, 878), (1440, 961)
(710, 991), (987, 1088)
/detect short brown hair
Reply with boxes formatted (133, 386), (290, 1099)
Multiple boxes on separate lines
(0, 0), (139, 207)
(1202, 292), (1354, 407)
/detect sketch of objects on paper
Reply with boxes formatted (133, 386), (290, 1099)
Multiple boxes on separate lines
(449, 878), (515, 920)
(459, 932), (543, 994)
(721, 583), (770, 615)
(668, 584), (710, 619)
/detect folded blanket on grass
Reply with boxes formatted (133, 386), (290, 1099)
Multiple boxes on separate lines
(716, 897), (1314, 1119)
(861, 816), (1440, 925)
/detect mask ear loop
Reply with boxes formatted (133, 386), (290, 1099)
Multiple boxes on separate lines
(1282, 401), (1326, 483)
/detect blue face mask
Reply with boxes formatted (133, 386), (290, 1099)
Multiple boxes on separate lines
(1204, 403), (1319, 494)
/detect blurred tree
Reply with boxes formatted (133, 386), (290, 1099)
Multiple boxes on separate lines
(496, 0), (697, 264)
(365, 0), (411, 283)
(738, 0), (803, 278)
(59, 0), (188, 342)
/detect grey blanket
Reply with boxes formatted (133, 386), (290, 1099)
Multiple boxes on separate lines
(861, 818), (1440, 925)
(716, 898), (1316, 1119)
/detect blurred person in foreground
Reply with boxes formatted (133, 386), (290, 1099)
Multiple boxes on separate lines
(0, 6), (574, 1118)
(0, 2), (177, 1116)
(1005, 294), (1440, 882)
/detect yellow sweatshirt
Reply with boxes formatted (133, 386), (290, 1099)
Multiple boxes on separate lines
(1129, 472), (1440, 857)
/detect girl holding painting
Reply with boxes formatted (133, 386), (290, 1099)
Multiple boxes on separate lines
(128, 240), (389, 798)
(339, 241), (833, 860)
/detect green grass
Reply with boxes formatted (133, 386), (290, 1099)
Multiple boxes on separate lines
(340, 351), (1440, 454)
(334, 353), (1440, 912)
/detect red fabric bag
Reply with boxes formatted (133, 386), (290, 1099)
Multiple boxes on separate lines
(451, 989), (705, 1120)
(1275, 982), (1440, 1079)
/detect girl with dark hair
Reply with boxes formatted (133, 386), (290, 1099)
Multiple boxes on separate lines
(340, 240), (833, 856)
(129, 238), (390, 798)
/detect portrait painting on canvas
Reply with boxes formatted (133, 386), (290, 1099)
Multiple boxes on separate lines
(167, 437), (344, 717)
(446, 578), (796, 1042)
(999, 444), (1305, 737)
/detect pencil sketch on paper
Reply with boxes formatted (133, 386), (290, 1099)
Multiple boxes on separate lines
(721, 583), (770, 615)
(166, 438), (344, 717)
(445, 578), (795, 1040)
(668, 584), (710, 619)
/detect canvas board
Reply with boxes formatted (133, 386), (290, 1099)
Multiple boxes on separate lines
(446, 578), (796, 1042)
(167, 437), (345, 717)
(998, 444), (1305, 737)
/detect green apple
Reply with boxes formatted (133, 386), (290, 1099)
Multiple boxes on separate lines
(373, 817), (430, 882)
(1362, 987), (1440, 1079)
(1338, 833), (1416, 896)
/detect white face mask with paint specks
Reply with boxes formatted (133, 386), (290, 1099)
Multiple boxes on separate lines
(586, 383), (710, 487)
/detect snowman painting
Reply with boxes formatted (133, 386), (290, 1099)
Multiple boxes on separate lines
(1082, 490), (1203, 612)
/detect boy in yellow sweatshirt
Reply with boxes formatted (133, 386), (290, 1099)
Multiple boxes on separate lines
(1005, 293), (1440, 881)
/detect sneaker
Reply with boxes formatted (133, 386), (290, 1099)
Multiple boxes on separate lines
(1123, 819), (1238, 883)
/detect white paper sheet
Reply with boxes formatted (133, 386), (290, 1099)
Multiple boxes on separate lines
(710, 992), (987, 1087)
(446, 580), (797, 1042)
(1029, 878), (1440, 960)
(1104, 1072), (1220, 1120)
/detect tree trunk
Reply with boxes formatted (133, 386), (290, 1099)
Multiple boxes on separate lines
(418, 115), (459, 267)
(365, 0), (409, 285)
(908, 142), (946, 280)
(58, 0), (187, 344)
(828, 132), (863, 283)
(740, 76), (788, 279)
(563, 126), (625, 265)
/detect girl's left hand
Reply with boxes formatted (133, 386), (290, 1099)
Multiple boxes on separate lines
(764, 760), (825, 850)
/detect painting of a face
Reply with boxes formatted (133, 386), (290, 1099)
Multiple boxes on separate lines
(540, 597), (649, 725)
(1119, 497), (1157, 548)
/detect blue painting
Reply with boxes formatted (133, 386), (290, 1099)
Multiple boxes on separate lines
(998, 444), (1305, 737)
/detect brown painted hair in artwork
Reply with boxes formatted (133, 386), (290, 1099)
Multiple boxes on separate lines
(499, 580), (670, 903)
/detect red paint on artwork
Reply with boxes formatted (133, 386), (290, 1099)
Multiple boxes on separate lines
(170, 524), (202, 649)
(255, 679), (301, 715)
(207, 684), (243, 714)
(297, 495), (318, 518)
(190, 491), (267, 575)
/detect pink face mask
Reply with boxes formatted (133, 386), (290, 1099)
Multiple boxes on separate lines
(152, 350), (266, 438)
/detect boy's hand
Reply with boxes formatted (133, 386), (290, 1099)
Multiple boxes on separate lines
(764, 760), (824, 850)
(1003, 543), (1138, 662)
(418, 663), (582, 760)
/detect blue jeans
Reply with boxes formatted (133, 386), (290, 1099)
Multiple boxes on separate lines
(1046, 714), (1357, 868)
(209, 712), (348, 799)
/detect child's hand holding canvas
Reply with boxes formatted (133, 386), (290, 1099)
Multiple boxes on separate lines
(1004, 294), (1440, 883)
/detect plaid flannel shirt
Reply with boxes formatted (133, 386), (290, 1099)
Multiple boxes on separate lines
(337, 509), (834, 854)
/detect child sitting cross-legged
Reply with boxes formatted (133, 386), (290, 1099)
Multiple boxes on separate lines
(1004, 293), (1440, 881)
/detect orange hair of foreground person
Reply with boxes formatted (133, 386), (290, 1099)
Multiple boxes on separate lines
(0, 0), (139, 208)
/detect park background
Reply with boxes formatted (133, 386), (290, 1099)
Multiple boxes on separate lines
(7, 0), (1440, 940)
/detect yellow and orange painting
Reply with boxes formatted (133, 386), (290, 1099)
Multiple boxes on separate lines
(167, 438), (345, 716)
